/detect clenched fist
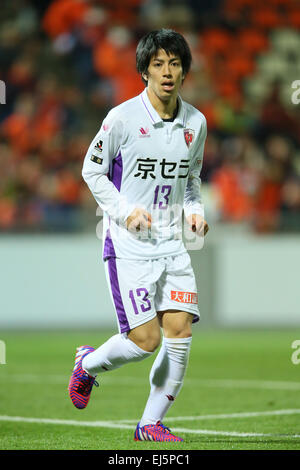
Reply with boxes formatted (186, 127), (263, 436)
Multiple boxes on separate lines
(126, 208), (152, 233)
(186, 214), (209, 236)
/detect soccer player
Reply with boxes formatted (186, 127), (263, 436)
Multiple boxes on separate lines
(68, 29), (208, 442)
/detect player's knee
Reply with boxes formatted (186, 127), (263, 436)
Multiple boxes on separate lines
(170, 328), (192, 339)
(137, 332), (161, 353)
(160, 311), (193, 339)
(128, 323), (161, 353)
(145, 339), (160, 353)
(165, 321), (192, 339)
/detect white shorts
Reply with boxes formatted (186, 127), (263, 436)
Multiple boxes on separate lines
(104, 252), (200, 333)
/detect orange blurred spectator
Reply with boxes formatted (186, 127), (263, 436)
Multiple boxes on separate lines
(254, 172), (282, 232)
(33, 99), (63, 145)
(196, 102), (218, 130)
(42, 0), (89, 38)
(237, 28), (269, 56)
(224, 47), (256, 81)
(250, 6), (283, 29)
(56, 169), (81, 205)
(214, 77), (241, 103)
(287, 6), (300, 28)
(96, 0), (143, 26)
(0, 198), (17, 229)
(212, 165), (254, 221)
(200, 28), (232, 57)
(1, 94), (38, 155)
(93, 27), (143, 104)
(223, 0), (261, 22)
(260, 84), (300, 143)
(2, 89), (63, 156)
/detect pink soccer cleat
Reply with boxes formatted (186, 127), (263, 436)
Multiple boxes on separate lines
(134, 421), (183, 442)
(68, 345), (98, 409)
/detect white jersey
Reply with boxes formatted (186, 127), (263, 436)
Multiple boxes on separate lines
(82, 88), (207, 260)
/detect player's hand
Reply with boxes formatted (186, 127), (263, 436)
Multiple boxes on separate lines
(126, 208), (152, 233)
(186, 214), (209, 236)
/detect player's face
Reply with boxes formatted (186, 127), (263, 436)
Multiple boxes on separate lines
(144, 49), (184, 102)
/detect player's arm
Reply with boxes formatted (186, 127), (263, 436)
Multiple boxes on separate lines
(184, 116), (209, 236)
(82, 110), (135, 227)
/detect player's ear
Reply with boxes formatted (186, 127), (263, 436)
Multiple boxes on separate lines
(142, 72), (148, 82)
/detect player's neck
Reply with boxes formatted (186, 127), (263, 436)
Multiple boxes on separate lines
(146, 87), (178, 120)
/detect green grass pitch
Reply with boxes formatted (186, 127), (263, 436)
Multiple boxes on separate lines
(0, 329), (300, 450)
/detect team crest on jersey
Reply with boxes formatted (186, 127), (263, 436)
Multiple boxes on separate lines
(184, 129), (195, 148)
(139, 127), (150, 138)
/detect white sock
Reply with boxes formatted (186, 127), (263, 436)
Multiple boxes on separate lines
(139, 336), (192, 426)
(82, 333), (153, 377)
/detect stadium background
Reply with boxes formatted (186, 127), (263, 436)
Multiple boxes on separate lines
(0, 0), (299, 330)
(0, 0), (300, 451)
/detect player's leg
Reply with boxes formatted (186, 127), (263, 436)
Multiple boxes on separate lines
(82, 257), (162, 375)
(135, 253), (198, 441)
(69, 257), (162, 409)
(138, 311), (192, 423)
(160, 309), (193, 338)
(127, 316), (161, 353)
(69, 320), (160, 410)
(82, 317), (160, 377)
(134, 310), (192, 442)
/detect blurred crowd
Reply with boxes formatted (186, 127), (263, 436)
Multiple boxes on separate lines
(0, 0), (299, 233)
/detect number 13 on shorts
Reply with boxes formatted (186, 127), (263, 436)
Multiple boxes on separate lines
(104, 255), (199, 334)
(129, 288), (152, 315)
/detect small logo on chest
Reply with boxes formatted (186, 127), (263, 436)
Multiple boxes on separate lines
(139, 127), (150, 138)
(184, 128), (195, 148)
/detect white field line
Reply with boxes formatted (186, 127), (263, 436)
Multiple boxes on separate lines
(118, 409), (300, 423)
(1, 374), (300, 391)
(0, 415), (300, 439)
(0, 415), (131, 429)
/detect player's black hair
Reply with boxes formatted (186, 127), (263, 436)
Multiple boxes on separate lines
(136, 29), (192, 85)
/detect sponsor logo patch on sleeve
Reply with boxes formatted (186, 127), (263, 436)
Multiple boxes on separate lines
(90, 155), (103, 165)
(95, 140), (103, 152)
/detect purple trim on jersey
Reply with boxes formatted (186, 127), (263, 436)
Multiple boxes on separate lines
(103, 151), (123, 260)
(107, 256), (130, 333)
(141, 93), (155, 123)
(103, 228), (115, 260)
(110, 151), (123, 191)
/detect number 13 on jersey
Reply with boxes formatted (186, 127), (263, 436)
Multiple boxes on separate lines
(153, 185), (172, 209)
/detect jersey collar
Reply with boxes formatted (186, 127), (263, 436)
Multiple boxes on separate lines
(140, 88), (187, 127)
